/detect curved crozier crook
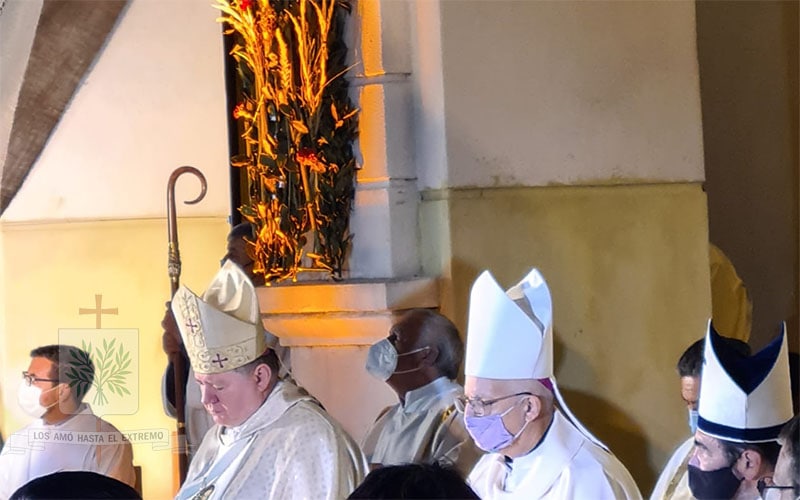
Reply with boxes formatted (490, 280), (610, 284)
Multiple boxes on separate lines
(169, 165), (208, 207)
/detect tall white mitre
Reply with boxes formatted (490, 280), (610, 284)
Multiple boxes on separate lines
(698, 321), (793, 443)
(465, 268), (609, 449)
(171, 260), (268, 374)
(465, 268), (553, 379)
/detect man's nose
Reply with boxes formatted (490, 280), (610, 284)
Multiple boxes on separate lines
(688, 447), (700, 466)
(201, 387), (218, 405)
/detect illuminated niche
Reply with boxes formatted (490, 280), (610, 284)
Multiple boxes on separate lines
(217, 0), (358, 283)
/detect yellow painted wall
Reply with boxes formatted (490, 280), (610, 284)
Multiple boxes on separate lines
(421, 182), (711, 493)
(0, 217), (229, 498)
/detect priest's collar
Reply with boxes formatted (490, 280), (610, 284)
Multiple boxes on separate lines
(42, 402), (91, 427)
(505, 410), (554, 465)
(401, 376), (455, 410)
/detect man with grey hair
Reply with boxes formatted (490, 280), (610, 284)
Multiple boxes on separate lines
(362, 308), (482, 476)
(463, 269), (641, 499)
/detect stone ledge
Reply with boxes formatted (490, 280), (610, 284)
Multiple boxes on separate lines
(256, 277), (438, 314)
(257, 277), (439, 346)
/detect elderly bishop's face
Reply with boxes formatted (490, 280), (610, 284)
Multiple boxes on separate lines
(195, 369), (266, 427)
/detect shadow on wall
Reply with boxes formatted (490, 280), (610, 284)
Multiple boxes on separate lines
(550, 329), (655, 494)
(557, 387), (653, 494)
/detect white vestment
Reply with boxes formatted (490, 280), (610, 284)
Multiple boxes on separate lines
(650, 437), (694, 500)
(162, 365), (214, 459)
(361, 377), (482, 477)
(162, 354), (292, 460)
(0, 404), (136, 499)
(176, 379), (367, 500)
(468, 410), (642, 500)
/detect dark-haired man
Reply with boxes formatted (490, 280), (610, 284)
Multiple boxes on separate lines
(651, 335), (750, 499)
(686, 323), (793, 500)
(173, 261), (366, 499)
(0, 345), (135, 498)
(9, 471), (141, 500)
(362, 309), (482, 476)
(348, 463), (480, 499)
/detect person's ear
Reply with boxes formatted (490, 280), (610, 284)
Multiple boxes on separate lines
(254, 364), (273, 391)
(736, 450), (762, 480)
(523, 395), (543, 422)
(421, 344), (439, 367)
(57, 382), (72, 404)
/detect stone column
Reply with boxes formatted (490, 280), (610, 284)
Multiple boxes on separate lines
(261, 0), (440, 443)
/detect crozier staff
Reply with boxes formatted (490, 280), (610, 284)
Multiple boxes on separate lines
(173, 261), (367, 499)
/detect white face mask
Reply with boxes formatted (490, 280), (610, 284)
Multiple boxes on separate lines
(365, 338), (430, 381)
(687, 408), (699, 434)
(18, 380), (58, 418)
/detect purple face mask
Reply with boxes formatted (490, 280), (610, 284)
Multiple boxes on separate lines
(464, 400), (528, 453)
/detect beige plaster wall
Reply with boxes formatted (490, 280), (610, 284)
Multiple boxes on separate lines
(0, 218), (230, 498)
(421, 183), (711, 493)
(410, 2), (713, 493)
(430, 0), (705, 189)
(290, 347), (396, 443)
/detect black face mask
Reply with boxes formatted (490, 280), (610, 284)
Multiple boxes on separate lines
(688, 464), (742, 500)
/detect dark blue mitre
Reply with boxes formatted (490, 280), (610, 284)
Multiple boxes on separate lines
(697, 321), (793, 443)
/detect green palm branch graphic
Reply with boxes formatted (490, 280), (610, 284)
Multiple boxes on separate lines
(67, 340), (132, 406)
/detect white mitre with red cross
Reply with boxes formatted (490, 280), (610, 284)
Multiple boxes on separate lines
(172, 260), (268, 374)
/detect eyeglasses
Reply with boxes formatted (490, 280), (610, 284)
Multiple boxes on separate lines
(757, 477), (795, 499)
(22, 371), (59, 387)
(455, 392), (533, 417)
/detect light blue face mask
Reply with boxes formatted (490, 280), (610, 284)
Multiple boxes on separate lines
(688, 408), (699, 434)
(365, 339), (430, 381)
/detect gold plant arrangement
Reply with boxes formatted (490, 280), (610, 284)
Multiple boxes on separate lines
(215, 0), (358, 283)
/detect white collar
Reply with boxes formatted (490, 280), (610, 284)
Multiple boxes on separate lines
(503, 411), (583, 495)
(401, 377), (459, 410)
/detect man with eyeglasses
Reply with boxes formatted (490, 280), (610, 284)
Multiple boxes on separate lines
(0, 345), (136, 498)
(686, 323), (793, 500)
(462, 269), (641, 499)
(361, 309), (482, 476)
(758, 414), (799, 500)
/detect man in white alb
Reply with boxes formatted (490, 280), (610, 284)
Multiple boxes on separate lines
(173, 261), (367, 500)
(685, 323), (792, 500)
(362, 308), (482, 476)
(0, 345), (135, 499)
(161, 222), (291, 460)
(462, 269), (641, 499)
